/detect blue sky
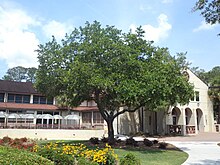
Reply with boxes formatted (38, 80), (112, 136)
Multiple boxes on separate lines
(0, 0), (219, 78)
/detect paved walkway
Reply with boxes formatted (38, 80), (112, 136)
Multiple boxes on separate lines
(160, 133), (220, 165)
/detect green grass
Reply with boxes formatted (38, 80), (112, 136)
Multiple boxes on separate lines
(115, 148), (188, 165)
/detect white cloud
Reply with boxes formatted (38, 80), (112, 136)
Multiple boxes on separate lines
(193, 21), (218, 32)
(42, 20), (74, 41)
(162, 0), (173, 4)
(130, 14), (172, 43)
(0, 3), (40, 68)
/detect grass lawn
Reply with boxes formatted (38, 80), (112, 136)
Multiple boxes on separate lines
(115, 148), (188, 165)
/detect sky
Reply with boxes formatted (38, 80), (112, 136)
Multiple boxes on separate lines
(0, 0), (219, 78)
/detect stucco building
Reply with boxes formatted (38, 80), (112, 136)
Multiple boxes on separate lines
(115, 70), (215, 136)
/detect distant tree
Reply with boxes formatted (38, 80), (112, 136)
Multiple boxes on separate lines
(193, 0), (220, 35)
(36, 21), (194, 142)
(26, 67), (37, 82)
(2, 66), (37, 82)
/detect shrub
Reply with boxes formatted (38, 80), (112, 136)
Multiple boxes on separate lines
(101, 137), (108, 143)
(143, 139), (153, 147)
(77, 157), (98, 165)
(89, 137), (99, 144)
(2, 136), (12, 144)
(0, 145), (53, 165)
(153, 140), (159, 144)
(0, 136), (35, 151)
(120, 153), (141, 165)
(34, 142), (118, 165)
(159, 142), (168, 149)
(125, 138), (138, 146)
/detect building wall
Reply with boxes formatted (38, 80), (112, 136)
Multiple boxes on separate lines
(0, 129), (105, 140)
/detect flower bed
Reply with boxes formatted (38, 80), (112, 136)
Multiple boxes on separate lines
(34, 142), (118, 165)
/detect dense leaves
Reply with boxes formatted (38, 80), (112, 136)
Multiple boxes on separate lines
(2, 66), (37, 82)
(36, 21), (193, 141)
(193, 0), (220, 25)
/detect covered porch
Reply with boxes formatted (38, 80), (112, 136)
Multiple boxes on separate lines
(166, 107), (204, 135)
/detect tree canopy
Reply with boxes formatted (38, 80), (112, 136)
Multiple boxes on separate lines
(193, 0), (220, 25)
(36, 21), (194, 141)
(2, 66), (37, 82)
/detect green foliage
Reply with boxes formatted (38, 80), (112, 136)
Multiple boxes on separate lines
(159, 142), (168, 149)
(193, 0), (220, 26)
(36, 21), (194, 141)
(77, 157), (98, 165)
(34, 144), (75, 165)
(0, 145), (53, 165)
(2, 66), (37, 82)
(143, 139), (153, 147)
(120, 153), (141, 165)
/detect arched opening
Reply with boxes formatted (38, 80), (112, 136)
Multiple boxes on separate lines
(172, 107), (181, 125)
(196, 108), (203, 131)
(185, 108), (192, 125)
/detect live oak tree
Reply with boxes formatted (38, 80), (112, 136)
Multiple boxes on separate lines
(193, 0), (220, 35)
(36, 21), (193, 142)
(2, 66), (37, 82)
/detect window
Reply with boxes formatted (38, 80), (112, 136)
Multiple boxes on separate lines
(82, 112), (92, 123)
(33, 96), (39, 104)
(195, 91), (200, 101)
(0, 93), (4, 102)
(8, 94), (15, 102)
(190, 93), (194, 101)
(15, 95), (22, 103)
(23, 95), (30, 103)
(7, 94), (30, 103)
(47, 98), (53, 105)
(40, 97), (46, 104)
(93, 112), (104, 124)
(33, 95), (54, 105)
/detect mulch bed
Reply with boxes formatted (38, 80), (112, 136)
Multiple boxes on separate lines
(84, 141), (181, 151)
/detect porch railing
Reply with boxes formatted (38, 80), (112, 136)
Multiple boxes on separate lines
(167, 125), (182, 135)
(186, 125), (196, 134)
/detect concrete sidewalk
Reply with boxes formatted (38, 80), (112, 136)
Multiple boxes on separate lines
(160, 133), (220, 165)
(169, 141), (220, 165)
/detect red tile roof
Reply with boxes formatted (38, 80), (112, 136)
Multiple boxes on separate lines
(0, 102), (98, 112)
(0, 102), (59, 110)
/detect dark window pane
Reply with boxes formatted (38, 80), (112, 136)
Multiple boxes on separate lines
(47, 98), (53, 105)
(15, 95), (22, 103)
(195, 91), (200, 101)
(8, 94), (15, 102)
(0, 93), (4, 102)
(40, 97), (46, 104)
(23, 95), (30, 103)
(82, 112), (91, 123)
(33, 96), (39, 104)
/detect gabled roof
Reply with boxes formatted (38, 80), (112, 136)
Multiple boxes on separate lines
(0, 80), (40, 94)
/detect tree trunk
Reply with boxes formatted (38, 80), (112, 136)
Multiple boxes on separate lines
(107, 119), (114, 143)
